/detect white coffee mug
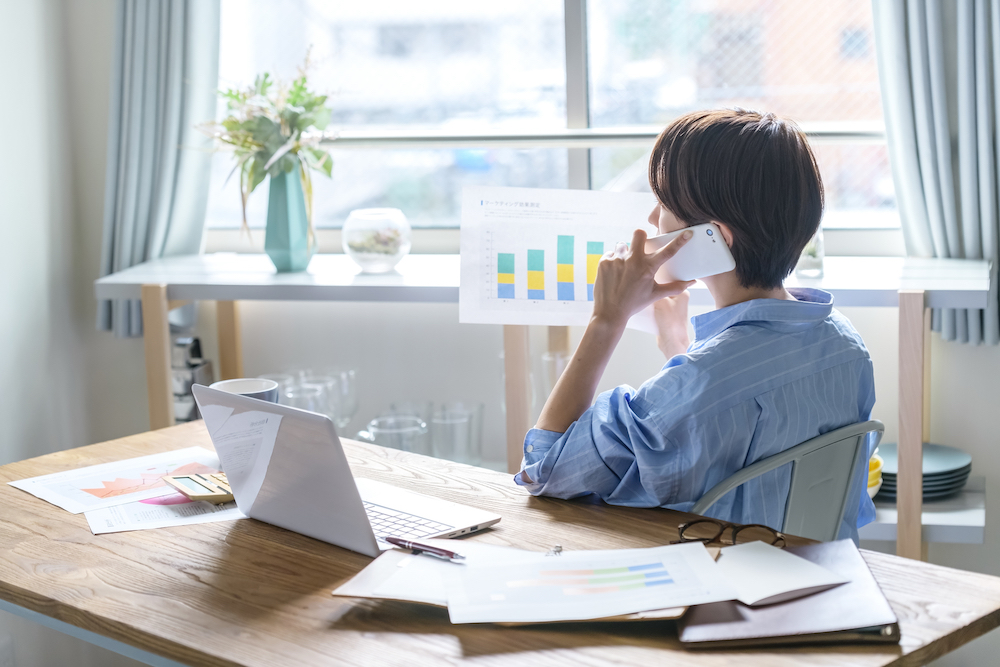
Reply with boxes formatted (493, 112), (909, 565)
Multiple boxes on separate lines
(208, 378), (280, 403)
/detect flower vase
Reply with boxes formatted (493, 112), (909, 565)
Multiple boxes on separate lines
(265, 169), (314, 272)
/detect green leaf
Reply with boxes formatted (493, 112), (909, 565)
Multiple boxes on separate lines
(296, 106), (331, 132)
(279, 107), (303, 134)
(310, 148), (333, 178)
(247, 157), (267, 194)
(250, 116), (285, 161)
(254, 72), (272, 97)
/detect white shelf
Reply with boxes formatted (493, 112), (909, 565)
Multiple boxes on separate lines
(94, 253), (461, 303)
(94, 253), (991, 309)
(859, 476), (985, 544)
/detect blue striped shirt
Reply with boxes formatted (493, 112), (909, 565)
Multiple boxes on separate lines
(515, 288), (876, 542)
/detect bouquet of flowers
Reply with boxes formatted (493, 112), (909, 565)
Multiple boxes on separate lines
(202, 63), (333, 233)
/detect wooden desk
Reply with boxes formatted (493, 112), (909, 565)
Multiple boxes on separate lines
(2, 422), (1000, 667)
(95, 253), (992, 561)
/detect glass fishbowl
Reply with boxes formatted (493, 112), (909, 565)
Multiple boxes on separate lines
(342, 208), (412, 273)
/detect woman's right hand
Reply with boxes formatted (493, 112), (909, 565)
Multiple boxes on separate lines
(591, 228), (694, 329)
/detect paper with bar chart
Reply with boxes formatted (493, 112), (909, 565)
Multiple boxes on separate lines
(460, 186), (657, 326)
(7, 447), (222, 514)
(447, 542), (735, 624)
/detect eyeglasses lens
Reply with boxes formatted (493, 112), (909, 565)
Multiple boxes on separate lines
(732, 524), (781, 545)
(680, 520), (724, 542)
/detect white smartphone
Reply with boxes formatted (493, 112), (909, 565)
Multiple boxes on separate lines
(644, 222), (736, 282)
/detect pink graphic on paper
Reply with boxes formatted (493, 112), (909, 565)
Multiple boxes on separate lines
(81, 462), (218, 499)
(139, 493), (193, 506)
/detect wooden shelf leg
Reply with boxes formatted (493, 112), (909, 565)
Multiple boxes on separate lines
(503, 325), (532, 474)
(897, 290), (926, 560)
(217, 301), (244, 381)
(141, 284), (175, 430)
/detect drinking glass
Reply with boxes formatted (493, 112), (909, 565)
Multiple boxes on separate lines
(386, 400), (434, 425)
(300, 373), (341, 421)
(430, 402), (483, 465)
(323, 368), (359, 428)
(356, 415), (430, 454)
(283, 383), (329, 416)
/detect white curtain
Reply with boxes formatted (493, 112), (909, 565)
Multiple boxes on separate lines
(873, 0), (1000, 345)
(96, 0), (220, 337)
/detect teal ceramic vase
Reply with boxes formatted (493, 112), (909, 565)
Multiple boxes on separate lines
(265, 169), (314, 272)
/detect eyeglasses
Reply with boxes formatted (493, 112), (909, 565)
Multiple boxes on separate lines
(672, 518), (787, 548)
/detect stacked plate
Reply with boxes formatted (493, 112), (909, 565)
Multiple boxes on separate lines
(876, 443), (972, 501)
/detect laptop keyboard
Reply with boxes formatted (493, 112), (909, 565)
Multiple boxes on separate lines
(363, 501), (455, 540)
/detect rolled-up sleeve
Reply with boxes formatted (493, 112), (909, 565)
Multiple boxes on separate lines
(512, 363), (699, 506)
(514, 385), (641, 499)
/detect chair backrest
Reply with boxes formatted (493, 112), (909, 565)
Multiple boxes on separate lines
(690, 420), (884, 542)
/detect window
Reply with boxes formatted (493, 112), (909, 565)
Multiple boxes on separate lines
(206, 0), (896, 235)
(587, 0), (896, 229)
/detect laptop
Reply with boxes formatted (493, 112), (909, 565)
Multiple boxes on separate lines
(192, 384), (501, 557)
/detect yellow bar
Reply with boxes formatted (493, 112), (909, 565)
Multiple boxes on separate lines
(587, 255), (600, 283)
(557, 264), (574, 282)
(497, 273), (515, 284)
(527, 271), (545, 290)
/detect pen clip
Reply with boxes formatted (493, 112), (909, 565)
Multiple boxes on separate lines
(412, 548), (465, 563)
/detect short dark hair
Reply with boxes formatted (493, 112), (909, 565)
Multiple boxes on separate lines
(648, 109), (824, 290)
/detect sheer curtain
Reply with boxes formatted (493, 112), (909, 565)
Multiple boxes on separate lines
(96, 0), (220, 337)
(873, 0), (1000, 345)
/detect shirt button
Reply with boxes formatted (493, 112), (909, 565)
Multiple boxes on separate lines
(526, 445), (534, 453)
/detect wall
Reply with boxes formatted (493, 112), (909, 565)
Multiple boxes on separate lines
(0, 0), (998, 664)
(0, 0), (144, 665)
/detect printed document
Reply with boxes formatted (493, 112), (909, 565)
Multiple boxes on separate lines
(200, 408), (283, 515)
(460, 186), (657, 327)
(447, 542), (733, 624)
(8, 447), (223, 514)
(85, 495), (245, 534)
(715, 541), (848, 606)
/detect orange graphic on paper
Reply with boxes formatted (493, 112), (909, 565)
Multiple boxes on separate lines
(81, 462), (218, 499)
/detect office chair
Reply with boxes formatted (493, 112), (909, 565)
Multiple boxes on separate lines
(690, 420), (884, 542)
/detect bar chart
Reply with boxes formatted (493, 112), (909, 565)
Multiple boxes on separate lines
(493, 235), (609, 303)
(460, 185), (656, 326)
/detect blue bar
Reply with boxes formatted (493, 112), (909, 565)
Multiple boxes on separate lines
(528, 289), (545, 300)
(645, 578), (675, 587)
(498, 284), (514, 299)
(628, 563), (666, 572)
(587, 284), (594, 301)
(557, 283), (575, 301)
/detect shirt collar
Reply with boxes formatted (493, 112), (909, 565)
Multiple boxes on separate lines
(691, 287), (834, 344)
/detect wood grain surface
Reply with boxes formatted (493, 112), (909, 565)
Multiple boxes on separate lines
(1, 421), (999, 667)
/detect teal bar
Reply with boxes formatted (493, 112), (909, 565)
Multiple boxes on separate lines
(528, 249), (545, 271)
(497, 253), (515, 274)
(557, 235), (574, 264)
(587, 241), (604, 255)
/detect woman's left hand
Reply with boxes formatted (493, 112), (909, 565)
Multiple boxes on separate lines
(592, 228), (695, 328)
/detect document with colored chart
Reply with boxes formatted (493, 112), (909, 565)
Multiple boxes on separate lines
(8, 447), (223, 513)
(459, 186), (657, 326)
(447, 542), (735, 624)
(85, 495), (245, 534)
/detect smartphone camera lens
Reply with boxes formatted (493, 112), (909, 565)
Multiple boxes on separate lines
(706, 229), (714, 236)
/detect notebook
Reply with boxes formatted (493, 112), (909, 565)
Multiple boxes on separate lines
(678, 539), (900, 648)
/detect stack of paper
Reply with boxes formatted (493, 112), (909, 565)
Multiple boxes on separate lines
(333, 539), (847, 625)
(7, 447), (247, 534)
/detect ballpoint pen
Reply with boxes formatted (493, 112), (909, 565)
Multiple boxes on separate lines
(385, 536), (466, 562)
